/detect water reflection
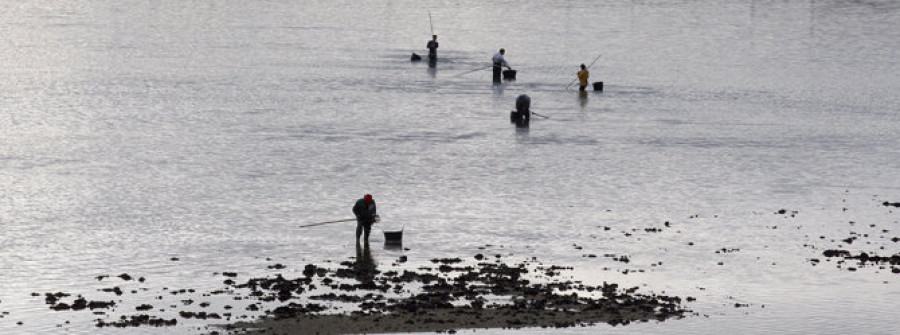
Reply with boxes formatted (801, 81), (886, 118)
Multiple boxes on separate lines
(4, 1), (899, 334)
(383, 243), (403, 251)
(578, 90), (588, 111)
(427, 66), (436, 78)
(492, 83), (505, 95)
(354, 242), (377, 284)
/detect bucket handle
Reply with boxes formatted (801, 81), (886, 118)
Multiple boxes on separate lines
(381, 225), (404, 233)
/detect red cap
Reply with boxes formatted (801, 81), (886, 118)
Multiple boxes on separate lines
(364, 194), (373, 202)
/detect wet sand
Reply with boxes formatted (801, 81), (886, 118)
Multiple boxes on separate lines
(223, 304), (671, 335)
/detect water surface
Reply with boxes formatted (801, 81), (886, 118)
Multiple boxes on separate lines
(2, 1), (899, 334)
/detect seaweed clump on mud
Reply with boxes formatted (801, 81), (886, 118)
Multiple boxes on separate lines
(34, 255), (691, 334)
(819, 249), (900, 274)
(804, 198), (900, 274)
(220, 255), (692, 334)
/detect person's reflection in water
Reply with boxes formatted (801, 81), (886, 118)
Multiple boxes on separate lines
(492, 83), (504, 95)
(354, 242), (377, 287)
(578, 90), (588, 111)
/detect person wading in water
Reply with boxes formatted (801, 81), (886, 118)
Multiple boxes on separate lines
(510, 94), (531, 127)
(577, 64), (590, 91)
(492, 48), (511, 83)
(352, 194), (378, 245)
(426, 35), (439, 66)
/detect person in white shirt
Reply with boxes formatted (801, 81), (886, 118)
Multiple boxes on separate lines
(492, 48), (511, 83)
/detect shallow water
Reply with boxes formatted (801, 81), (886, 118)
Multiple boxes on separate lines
(2, 0), (899, 334)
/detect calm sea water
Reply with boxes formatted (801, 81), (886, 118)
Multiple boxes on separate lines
(2, 1), (899, 334)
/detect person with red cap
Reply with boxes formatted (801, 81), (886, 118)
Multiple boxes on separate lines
(352, 194), (378, 244)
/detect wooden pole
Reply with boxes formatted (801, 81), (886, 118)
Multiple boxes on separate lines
(299, 218), (356, 228)
(453, 65), (491, 77)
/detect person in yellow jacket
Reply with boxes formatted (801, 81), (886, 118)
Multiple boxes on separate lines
(577, 64), (590, 91)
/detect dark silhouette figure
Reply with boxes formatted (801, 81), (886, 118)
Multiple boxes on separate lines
(352, 194), (377, 244)
(510, 94), (531, 128)
(426, 35), (438, 67)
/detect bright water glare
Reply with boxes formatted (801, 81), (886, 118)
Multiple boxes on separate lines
(2, 1), (899, 334)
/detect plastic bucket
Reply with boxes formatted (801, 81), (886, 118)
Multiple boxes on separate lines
(502, 69), (517, 80)
(383, 230), (403, 245)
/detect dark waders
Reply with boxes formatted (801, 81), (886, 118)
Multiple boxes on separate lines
(356, 221), (372, 244)
(510, 94), (531, 128)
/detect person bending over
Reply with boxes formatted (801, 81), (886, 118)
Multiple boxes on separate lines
(352, 194), (377, 244)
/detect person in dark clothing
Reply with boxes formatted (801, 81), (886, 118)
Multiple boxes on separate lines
(426, 35), (439, 66)
(352, 194), (378, 244)
(510, 94), (531, 127)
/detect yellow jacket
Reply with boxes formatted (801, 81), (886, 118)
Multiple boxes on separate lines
(577, 69), (590, 86)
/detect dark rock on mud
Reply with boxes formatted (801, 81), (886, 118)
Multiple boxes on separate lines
(179, 311), (222, 319)
(96, 314), (177, 328)
(821, 249), (900, 272)
(43, 293), (115, 311)
(101, 287), (123, 296)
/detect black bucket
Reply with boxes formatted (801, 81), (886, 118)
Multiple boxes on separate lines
(410, 53), (422, 62)
(383, 230), (403, 245)
(503, 69), (517, 81)
(593, 81), (603, 91)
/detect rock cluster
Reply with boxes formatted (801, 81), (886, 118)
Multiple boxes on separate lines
(220, 255), (689, 333)
(38, 255), (690, 333)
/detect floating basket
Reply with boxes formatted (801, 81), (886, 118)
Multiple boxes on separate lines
(593, 81), (603, 91)
(410, 53), (422, 62)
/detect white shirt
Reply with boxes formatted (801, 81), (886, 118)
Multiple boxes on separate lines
(492, 52), (509, 67)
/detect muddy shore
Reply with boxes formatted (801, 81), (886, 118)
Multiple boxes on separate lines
(33, 200), (900, 334)
(217, 252), (689, 334)
(37, 250), (691, 334)
(223, 304), (668, 335)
